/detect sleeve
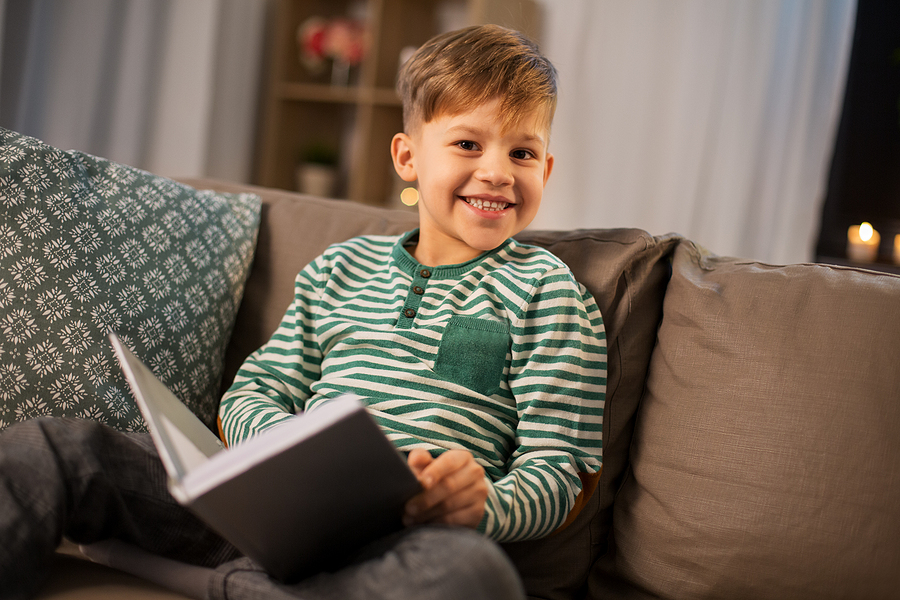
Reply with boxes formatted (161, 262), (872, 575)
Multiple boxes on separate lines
(480, 265), (606, 542)
(218, 257), (326, 446)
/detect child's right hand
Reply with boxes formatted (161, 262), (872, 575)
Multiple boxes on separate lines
(403, 448), (488, 529)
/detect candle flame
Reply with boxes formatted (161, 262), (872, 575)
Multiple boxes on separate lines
(859, 222), (874, 242)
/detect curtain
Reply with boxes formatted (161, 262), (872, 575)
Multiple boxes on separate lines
(2, 0), (857, 264)
(0, 0), (267, 182)
(533, 0), (857, 264)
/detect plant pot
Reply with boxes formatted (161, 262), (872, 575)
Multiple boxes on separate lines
(296, 163), (338, 198)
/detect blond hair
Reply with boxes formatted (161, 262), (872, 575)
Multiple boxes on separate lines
(397, 24), (557, 135)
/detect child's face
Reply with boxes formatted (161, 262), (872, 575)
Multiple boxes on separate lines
(391, 97), (554, 266)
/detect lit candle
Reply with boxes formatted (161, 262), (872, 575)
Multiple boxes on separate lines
(894, 234), (900, 266)
(847, 222), (880, 263)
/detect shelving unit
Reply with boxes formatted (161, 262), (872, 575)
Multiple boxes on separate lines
(254, 0), (540, 208)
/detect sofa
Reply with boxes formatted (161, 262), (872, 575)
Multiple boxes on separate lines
(3, 130), (897, 599)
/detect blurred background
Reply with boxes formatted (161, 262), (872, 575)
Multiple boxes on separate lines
(1, 0), (897, 267)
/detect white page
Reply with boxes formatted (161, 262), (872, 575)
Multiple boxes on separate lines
(109, 333), (223, 481)
(160, 412), (214, 474)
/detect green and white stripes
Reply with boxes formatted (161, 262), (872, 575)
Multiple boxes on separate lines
(220, 231), (606, 542)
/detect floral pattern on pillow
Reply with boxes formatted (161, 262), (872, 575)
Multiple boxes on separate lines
(0, 128), (261, 432)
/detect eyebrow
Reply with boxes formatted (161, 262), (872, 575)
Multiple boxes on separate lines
(444, 125), (546, 146)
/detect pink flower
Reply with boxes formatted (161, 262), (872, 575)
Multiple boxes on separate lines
(324, 18), (366, 65)
(297, 16), (367, 71)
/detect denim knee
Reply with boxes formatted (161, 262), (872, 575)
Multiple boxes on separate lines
(207, 525), (525, 600)
(397, 526), (526, 600)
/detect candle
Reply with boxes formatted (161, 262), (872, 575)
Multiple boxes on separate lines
(847, 222), (880, 263)
(894, 234), (900, 266)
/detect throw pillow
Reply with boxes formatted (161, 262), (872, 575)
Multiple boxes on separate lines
(0, 128), (261, 432)
(594, 240), (900, 600)
(506, 228), (679, 599)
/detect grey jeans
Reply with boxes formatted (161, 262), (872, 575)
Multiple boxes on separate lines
(0, 418), (525, 600)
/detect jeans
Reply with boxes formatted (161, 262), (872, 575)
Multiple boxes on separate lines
(0, 418), (525, 600)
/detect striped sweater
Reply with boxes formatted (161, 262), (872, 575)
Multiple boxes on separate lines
(220, 231), (607, 542)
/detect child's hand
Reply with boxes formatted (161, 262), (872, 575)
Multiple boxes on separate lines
(403, 448), (488, 529)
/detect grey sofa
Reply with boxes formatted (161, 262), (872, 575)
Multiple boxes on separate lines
(36, 179), (900, 600)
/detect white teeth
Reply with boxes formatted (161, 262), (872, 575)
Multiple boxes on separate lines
(464, 197), (510, 211)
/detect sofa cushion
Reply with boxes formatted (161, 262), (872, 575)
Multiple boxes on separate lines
(0, 130), (260, 432)
(591, 240), (900, 599)
(41, 543), (195, 599)
(505, 229), (678, 599)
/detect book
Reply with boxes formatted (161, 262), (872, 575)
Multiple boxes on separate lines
(109, 332), (422, 582)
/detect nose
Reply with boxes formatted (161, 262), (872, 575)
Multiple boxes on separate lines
(474, 151), (513, 187)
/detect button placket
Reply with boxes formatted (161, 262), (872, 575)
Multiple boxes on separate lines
(398, 267), (432, 328)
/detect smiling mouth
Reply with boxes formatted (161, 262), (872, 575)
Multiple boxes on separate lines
(461, 196), (511, 212)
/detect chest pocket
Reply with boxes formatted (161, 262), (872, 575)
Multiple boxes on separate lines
(434, 316), (510, 396)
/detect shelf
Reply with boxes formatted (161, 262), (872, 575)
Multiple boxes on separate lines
(277, 82), (401, 106)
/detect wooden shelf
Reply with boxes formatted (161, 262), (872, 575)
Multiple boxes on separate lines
(276, 82), (402, 106)
(254, 0), (540, 208)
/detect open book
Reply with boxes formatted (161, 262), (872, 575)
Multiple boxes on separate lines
(109, 332), (421, 582)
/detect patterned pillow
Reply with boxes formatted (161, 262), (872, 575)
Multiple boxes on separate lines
(0, 128), (261, 432)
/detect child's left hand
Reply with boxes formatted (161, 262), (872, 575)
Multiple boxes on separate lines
(403, 448), (488, 529)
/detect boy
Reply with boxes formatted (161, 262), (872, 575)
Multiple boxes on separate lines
(0, 24), (605, 599)
(220, 23), (606, 543)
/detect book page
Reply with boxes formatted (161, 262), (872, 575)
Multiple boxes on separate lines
(160, 412), (214, 474)
(110, 333), (224, 482)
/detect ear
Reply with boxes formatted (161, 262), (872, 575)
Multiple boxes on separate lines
(542, 152), (554, 187)
(391, 133), (417, 182)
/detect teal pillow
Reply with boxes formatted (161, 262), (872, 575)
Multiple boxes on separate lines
(0, 128), (261, 432)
